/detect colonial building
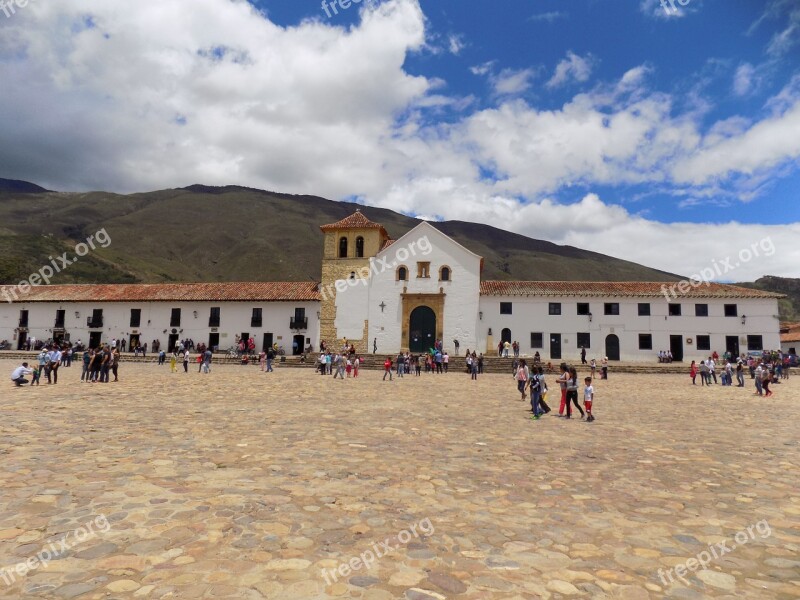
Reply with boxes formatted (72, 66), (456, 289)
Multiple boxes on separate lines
(0, 211), (785, 361)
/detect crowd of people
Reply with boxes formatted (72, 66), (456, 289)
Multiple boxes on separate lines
(689, 350), (790, 397)
(512, 359), (596, 422)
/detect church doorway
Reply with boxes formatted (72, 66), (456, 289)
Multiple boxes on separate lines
(409, 306), (436, 352)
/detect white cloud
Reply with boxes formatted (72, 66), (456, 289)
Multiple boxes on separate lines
(0, 0), (798, 280)
(447, 33), (465, 55)
(546, 51), (595, 89)
(733, 63), (756, 96)
(529, 11), (568, 23)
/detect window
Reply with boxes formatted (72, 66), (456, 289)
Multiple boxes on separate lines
(668, 303), (682, 316)
(577, 332), (591, 348)
(209, 307), (221, 327)
(638, 303), (651, 316)
(549, 303), (561, 315)
(577, 303), (590, 315)
(355, 236), (364, 258)
(170, 308), (181, 327)
(530, 332), (543, 348)
(639, 334), (653, 350)
(251, 308), (262, 328)
(338, 236), (348, 258)
(19, 310), (29, 327)
(397, 266), (408, 281)
(604, 303), (620, 316)
(54, 310), (66, 328)
(695, 303), (709, 317)
(724, 304), (738, 317)
(417, 262), (430, 278)
(440, 266), (451, 281)
(130, 309), (141, 328)
(349, 271), (356, 280)
(696, 335), (711, 351)
(500, 302), (513, 315)
(291, 308), (307, 329)
(747, 335), (763, 351)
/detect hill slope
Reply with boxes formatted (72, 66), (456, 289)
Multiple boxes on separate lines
(736, 276), (800, 322)
(0, 184), (682, 287)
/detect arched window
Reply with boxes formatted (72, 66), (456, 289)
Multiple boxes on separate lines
(355, 236), (365, 258)
(440, 266), (451, 281)
(397, 266), (408, 281)
(339, 237), (348, 258)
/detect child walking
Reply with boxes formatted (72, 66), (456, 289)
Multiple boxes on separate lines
(583, 377), (595, 422)
(170, 351), (178, 373)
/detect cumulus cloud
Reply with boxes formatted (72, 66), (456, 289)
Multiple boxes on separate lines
(0, 0), (798, 280)
(546, 51), (595, 89)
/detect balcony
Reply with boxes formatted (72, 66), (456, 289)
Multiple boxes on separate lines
(87, 316), (104, 328)
(290, 317), (308, 330)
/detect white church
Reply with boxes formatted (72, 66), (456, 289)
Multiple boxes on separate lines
(0, 211), (783, 361)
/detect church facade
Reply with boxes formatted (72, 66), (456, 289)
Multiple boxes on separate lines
(0, 211), (784, 361)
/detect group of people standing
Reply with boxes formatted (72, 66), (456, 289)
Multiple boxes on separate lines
(513, 360), (596, 422)
(690, 352), (788, 398)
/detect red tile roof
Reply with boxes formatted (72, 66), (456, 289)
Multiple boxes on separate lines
(782, 331), (800, 343)
(320, 210), (387, 235)
(380, 239), (396, 251)
(8, 282), (321, 303)
(480, 281), (785, 299)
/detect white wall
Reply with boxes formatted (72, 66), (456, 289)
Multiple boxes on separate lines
(478, 296), (781, 362)
(1, 300), (320, 352)
(367, 222), (482, 354)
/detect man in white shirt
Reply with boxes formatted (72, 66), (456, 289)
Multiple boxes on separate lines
(48, 346), (63, 384)
(11, 362), (33, 386)
(707, 358), (717, 384)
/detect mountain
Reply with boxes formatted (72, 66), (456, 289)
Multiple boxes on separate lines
(0, 182), (685, 288)
(0, 178), (50, 193)
(735, 276), (800, 322)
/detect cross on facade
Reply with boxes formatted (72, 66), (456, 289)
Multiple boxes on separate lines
(379, 302), (386, 312)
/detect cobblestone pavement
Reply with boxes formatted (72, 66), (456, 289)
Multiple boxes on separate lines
(1, 360), (798, 599)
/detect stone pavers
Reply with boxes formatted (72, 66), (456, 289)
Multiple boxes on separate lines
(0, 360), (798, 599)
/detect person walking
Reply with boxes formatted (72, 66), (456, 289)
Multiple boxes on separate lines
(266, 346), (275, 373)
(170, 350), (178, 373)
(690, 360), (698, 385)
(583, 377), (595, 422)
(48, 345), (62, 384)
(529, 368), (542, 418)
(761, 366), (772, 397)
(383, 356), (393, 381)
(580, 346), (587, 365)
(470, 351), (479, 380)
(565, 366), (585, 419)
(736, 360), (745, 387)
(515, 359), (529, 400)
(183, 349), (190, 373)
(112, 347), (120, 381)
(557, 363), (569, 415)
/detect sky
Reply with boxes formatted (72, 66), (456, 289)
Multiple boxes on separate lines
(0, 0), (799, 281)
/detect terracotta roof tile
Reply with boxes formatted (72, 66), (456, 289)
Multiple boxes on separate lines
(320, 210), (386, 233)
(380, 239), (396, 251)
(782, 332), (800, 343)
(7, 282), (321, 303)
(480, 281), (785, 299)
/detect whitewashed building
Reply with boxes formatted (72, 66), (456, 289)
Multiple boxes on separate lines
(1, 282), (319, 354)
(0, 211), (784, 361)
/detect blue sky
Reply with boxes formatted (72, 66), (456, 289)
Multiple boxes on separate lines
(0, 0), (798, 279)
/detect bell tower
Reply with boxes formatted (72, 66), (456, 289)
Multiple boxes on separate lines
(319, 210), (389, 351)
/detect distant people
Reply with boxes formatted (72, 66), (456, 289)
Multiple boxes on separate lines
(48, 345), (62, 384)
(565, 366), (585, 420)
(470, 351), (478, 380)
(183, 349), (190, 373)
(453, 339), (459, 355)
(690, 360), (698, 385)
(583, 377), (595, 422)
(112, 347), (120, 381)
(515, 359), (529, 401)
(580, 346), (587, 365)
(11, 362), (33, 386)
(383, 356), (393, 381)
(557, 363), (569, 415)
(503, 340), (511, 358)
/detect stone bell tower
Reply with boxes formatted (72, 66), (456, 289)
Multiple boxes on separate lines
(319, 210), (389, 351)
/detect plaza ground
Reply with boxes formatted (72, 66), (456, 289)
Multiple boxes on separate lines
(0, 360), (798, 599)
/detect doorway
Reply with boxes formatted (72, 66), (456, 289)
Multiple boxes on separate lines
(550, 333), (561, 360)
(670, 335), (684, 362)
(409, 306), (436, 352)
(292, 334), (305, 355)
(605, 334), (620, 361)
(263, 333), (274, 352)
(208, 333), (220, 351)
(89, 332), (102, 349)
(501, 328), (512, 345)
(129, 334), (140, 352)
(168, 334), (180, 352)
(725, 335), (740, 359)
(16, 331), (27, 350)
